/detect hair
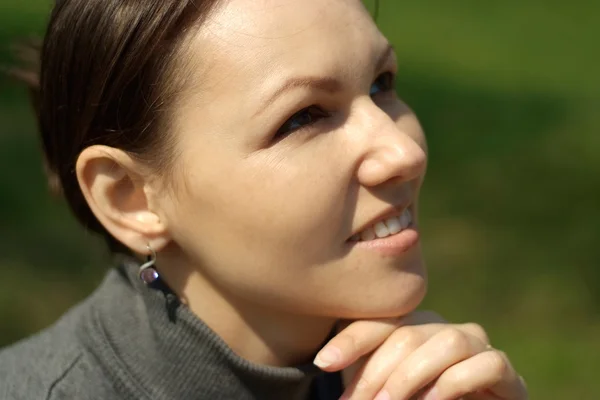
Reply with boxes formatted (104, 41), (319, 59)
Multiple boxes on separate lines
(9, 0), (222, 253)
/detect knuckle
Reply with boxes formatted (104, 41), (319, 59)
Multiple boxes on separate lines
(331, 332), (360, 357)
(485, 351), (509, 381)
(446, 368), (477, 394)
(440, 327), (470, 351)
(392, 327), (426, 352)
(461, 322), (489, 343)
(355, 376), (374, 392)
(340, 333), (362, 354)
(446, 365), (470, 384)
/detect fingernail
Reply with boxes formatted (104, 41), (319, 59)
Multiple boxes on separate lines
(313, 346), (341, 368)
(422, 387), (438, 400)
(374, 390), (391, 400)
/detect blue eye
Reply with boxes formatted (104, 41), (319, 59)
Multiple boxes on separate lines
(370, 72), (395, 96)
(276, 106), (329, 138)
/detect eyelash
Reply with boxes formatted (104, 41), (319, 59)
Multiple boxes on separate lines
(274, 71), (397, 139)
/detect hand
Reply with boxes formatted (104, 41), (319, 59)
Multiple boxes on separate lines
(313, 311), (528, 400)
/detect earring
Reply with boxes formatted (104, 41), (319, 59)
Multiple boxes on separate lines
(139, 244), (159, 285)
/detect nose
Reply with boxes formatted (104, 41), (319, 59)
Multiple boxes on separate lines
(354, 102), (427, 188)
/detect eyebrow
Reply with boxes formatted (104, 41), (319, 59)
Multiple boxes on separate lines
(256, 43), (395, 116)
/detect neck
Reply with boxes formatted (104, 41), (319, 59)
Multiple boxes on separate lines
(158, 256), (337, 367)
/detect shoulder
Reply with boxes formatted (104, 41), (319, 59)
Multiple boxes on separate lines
(0, 326), (83, 400)
(0, 302), (122, 400)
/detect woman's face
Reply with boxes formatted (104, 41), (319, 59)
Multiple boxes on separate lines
(158, 0), (428, 319)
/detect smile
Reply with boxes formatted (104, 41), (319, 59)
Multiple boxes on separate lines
(350, 208), (413, 242)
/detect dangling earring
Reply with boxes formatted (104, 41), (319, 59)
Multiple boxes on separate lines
(139, 244), (159, 285)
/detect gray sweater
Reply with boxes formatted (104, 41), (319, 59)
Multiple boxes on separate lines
(0, 263), (342, 399)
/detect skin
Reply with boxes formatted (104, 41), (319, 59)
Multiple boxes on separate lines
(320, 312), (528, 400)
(75, 0), (527, 398)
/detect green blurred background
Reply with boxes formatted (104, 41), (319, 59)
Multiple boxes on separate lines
(1, 0), (598, 398)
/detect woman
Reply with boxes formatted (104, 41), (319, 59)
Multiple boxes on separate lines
(0, 0), (528, 399)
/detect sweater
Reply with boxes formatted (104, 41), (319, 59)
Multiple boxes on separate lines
(0, 261), (343, 399)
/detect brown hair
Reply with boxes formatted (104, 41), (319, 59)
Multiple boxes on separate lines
(11, 0), (221, 253)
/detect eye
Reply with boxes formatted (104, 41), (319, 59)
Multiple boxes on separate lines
(370, 71), (396, 96)
(275, 105), (330, 138)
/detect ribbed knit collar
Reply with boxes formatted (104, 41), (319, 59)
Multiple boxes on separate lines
(78, 261), (342, 400)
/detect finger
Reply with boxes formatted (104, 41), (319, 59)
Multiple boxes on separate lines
(456, 323), (490, 346)
(375, 327), (488, 400)
(475, 351), (527, 400)
(314, 313), (447, 372)
(340, 325), (447, 400)
(419, 350), (526, 400)
(313, 319), (399, 371)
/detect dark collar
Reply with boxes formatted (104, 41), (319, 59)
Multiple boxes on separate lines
(78, 261), (342, 400)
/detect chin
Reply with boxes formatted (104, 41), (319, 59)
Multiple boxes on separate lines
(383, 280), (427, 318)
(340, 271), (428, 320)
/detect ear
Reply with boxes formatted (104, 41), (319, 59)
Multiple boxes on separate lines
(75, 145), (171, 255)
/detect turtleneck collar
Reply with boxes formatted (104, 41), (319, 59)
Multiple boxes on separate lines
(76, 261), (343, 400)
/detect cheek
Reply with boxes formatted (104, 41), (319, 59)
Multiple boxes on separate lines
(169, 149), (351, 269)
(164, 151), (360, 311)
(232, 158), (351, 254)
(162, 127), (427, 317)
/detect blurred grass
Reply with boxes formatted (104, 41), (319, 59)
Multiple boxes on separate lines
(1, 1), (599, 398)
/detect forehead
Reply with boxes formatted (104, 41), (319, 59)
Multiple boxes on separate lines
(209, 0), (369, 35)
(190, 0), (385, 88)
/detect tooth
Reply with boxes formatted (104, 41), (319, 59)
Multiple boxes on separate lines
(374, 222), (390, 238)
(360, 227), (376, 241)
(399, 210), (411, 229)
(385, 216), (402, 234)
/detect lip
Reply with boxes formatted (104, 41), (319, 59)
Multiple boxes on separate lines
(349, 222), (420, 257)
(349, 203), (412, 240)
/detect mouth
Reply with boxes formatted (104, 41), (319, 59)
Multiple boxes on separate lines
(349, 207), (413, 243)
